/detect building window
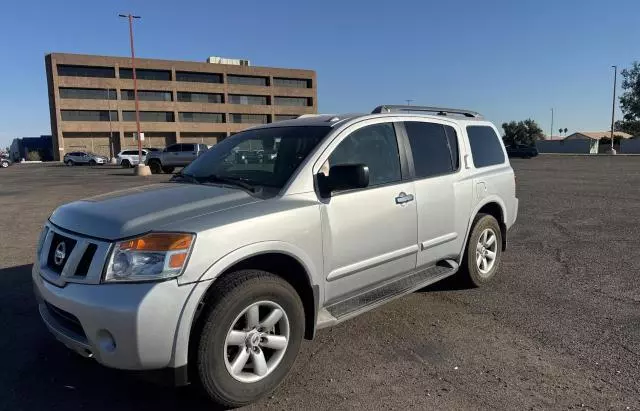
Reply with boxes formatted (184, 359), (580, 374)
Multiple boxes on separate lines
(57, 65), (115, 78)
(273, 77), (311, 88)
(274, 115), (299, 122)
(466, 126), (505, 168)
(180, 132), (225, 145)
(119, 68), (171, 81)
(229, 114), (269, 124)
(61, 110), (118, 122)
(227, 75), (268, 86)
(121, 90), (173, 101)
(122, 111), (175, 122)
(59, 88), (116, 100)
(228, 95), (269, 105)
(179, 112), (224, 123)
(177, 92), (224, 103)
(176, 71), (222, 83)
(274, 97), (312, 107)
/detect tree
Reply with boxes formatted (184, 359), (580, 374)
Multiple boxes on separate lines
(618, 62), (640, 136)
(502, 119), (544, 146)
(27, 151), (41, 161)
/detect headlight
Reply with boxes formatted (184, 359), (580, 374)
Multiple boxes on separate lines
(104, 232), (195, 283)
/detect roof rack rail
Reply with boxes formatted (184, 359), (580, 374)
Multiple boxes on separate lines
(372, 105), (483, 119)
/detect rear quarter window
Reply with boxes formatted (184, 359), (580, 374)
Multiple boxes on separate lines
(466, 126), (505, 168)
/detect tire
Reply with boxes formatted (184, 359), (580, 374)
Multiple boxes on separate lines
(121, 159), (131, 168)
(195, 270), (304, 408)
(88, 160), (97, 166)
(457, 213), (502, 287)
(65, 160), (74, 167)
(1, 161), (8, 168)
(162, 166), (175, 174)
(148, 161), (162, 174)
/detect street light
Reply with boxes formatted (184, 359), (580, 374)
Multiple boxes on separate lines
(405, 99), (413, 106)
(119, 13), (143, 164)
(610, 65), (618, 154)
(550, 108), (554, 139)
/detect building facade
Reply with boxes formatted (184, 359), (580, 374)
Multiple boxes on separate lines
(45, 53), (317, 160)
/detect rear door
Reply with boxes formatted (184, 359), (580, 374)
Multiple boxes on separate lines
(400, 120), (472, 268)
(163, 144), (182, 166)
(180, 143), (197, 165)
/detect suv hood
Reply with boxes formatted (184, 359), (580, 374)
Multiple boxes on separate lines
(50, 183), (260, 240)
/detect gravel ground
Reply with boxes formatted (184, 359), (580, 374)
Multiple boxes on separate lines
(0, 157), (639, 411)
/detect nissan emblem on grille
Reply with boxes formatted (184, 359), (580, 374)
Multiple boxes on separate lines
(53, 242), (66, 266)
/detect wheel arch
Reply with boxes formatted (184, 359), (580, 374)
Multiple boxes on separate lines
(459, 197), (508, 261)
(171, 242), (321, 371)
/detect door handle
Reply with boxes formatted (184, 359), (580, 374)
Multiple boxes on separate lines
(395, 192), (414, 204)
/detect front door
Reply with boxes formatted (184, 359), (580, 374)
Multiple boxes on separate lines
(318, 121), (418, 302)
(401, 121), (471, 268)
(179, 143), (197, 165)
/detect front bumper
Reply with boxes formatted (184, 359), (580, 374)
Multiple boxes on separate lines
(33, 265), (196, 370)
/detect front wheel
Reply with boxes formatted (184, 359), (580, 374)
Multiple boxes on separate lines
(121, 159), (131, 168)
(196, 270), (304, 408)
(457, 213), (502, 287)
(88, 160), (97, 166)
(1, 160), (8, 168)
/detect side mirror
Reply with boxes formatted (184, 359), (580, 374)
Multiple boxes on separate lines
(318, 164), (369, 197)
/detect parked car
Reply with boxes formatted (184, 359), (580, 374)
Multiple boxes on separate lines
(145, 143), (209, 174)
(1, 156), (11, 168)
(33, 105), (518, 407)
(116, 149), (149, 168)
(505, 143), (538, 158)
(63, 151), (108, 166)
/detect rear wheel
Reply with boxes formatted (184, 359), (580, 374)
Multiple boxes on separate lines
(121, 159), (131, 168)
(88, 160), (97, 166)
(457, 213), (502, 287)
(148, 160), (162, 174)
(195, 270), (304, 408)
(162, 166), (175, 174)
(1, 160), (8, 168)
(65, 160), (74, 167)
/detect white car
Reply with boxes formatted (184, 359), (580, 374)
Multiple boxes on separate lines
(116, 149), (148, 168)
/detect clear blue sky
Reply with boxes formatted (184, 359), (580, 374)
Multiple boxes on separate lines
(1, 0), (638, 148)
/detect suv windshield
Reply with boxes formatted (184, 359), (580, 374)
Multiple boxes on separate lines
(181, 126), (331, 189)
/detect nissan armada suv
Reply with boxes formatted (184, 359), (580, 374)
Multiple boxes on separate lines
(33, 105), (518, 407)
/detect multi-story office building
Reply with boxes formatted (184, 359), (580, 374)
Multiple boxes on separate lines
(45, 53), (317, 160)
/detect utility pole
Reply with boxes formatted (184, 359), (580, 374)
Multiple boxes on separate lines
(106, 88), (114, 161)
(119, 13), (142, 163)
(610, 65), (618, 154)
(405, 99), (413, 106)
(550, 108), (554, 140)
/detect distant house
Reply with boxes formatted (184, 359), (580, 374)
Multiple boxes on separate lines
(564, 131), (632, 140)
(9, 135), (53, 161)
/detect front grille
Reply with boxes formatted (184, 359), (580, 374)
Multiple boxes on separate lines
(44, 301), (87, 340)
(74, 243), (97, 277)
(46, 233), (77, 274)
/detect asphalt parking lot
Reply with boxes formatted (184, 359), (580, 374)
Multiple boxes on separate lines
(1, 157), (639, 410)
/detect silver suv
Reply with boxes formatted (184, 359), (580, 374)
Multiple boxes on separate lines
(33, 105), (518, 407)
(63, 151), (108, 166)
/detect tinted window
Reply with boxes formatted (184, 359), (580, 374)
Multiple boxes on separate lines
(229, 114), (269, 124)
(61, 110), (118, 121)
(179, 112), (224, 123)
(166, 144), (181, 152)
(227, 75), (268, 86)
(404, 122), (458, 178)
(176, 71), (222, 83)
(59, 88), (116, 100)
(444, 126), (459, 170)
(122, 90), (172, 101)
(177, 92), (223, 103)
(327, 123), (401, 187)
(274, 97), (312, 107)
(466, 126), (505, 167)
(122, 111), (174, 122)
(182, 144), (195, 152)
(57, 65), (115, 78)
(228, 95), (268, 105)
(273, 78), (310, 88)
(119, 68), (171, 81)
(122, 150), (136, 155)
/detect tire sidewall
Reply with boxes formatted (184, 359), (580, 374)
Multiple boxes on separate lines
(465, 215), (502, 286)
(121, 159), (131, 168)
(197, 273), (304, 407)
(149, 161), (161, 174)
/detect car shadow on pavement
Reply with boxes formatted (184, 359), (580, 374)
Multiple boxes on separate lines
(0, 264), (224, 411)
(416, 272), (475, 293)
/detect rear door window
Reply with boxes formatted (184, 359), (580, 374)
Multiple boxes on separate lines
(466, 126), (505, 168)
(182, 144), (195, 152)
(166, 144), (181, 152)
(403, 121), (458, 178)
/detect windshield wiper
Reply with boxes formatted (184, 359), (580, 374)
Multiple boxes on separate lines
(170, 172), (200, 184)
(202, 174), (257, 192)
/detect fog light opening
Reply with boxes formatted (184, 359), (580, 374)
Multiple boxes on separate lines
(97, 329), (116, 353)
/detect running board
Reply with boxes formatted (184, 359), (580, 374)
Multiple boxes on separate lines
(320, 260), (458, 326)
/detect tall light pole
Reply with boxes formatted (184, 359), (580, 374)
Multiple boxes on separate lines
(119, 13), (142, 162)
(550, 108), (554, 139)
(610, 65), (618, 153)
(405, 99), (413, 106)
